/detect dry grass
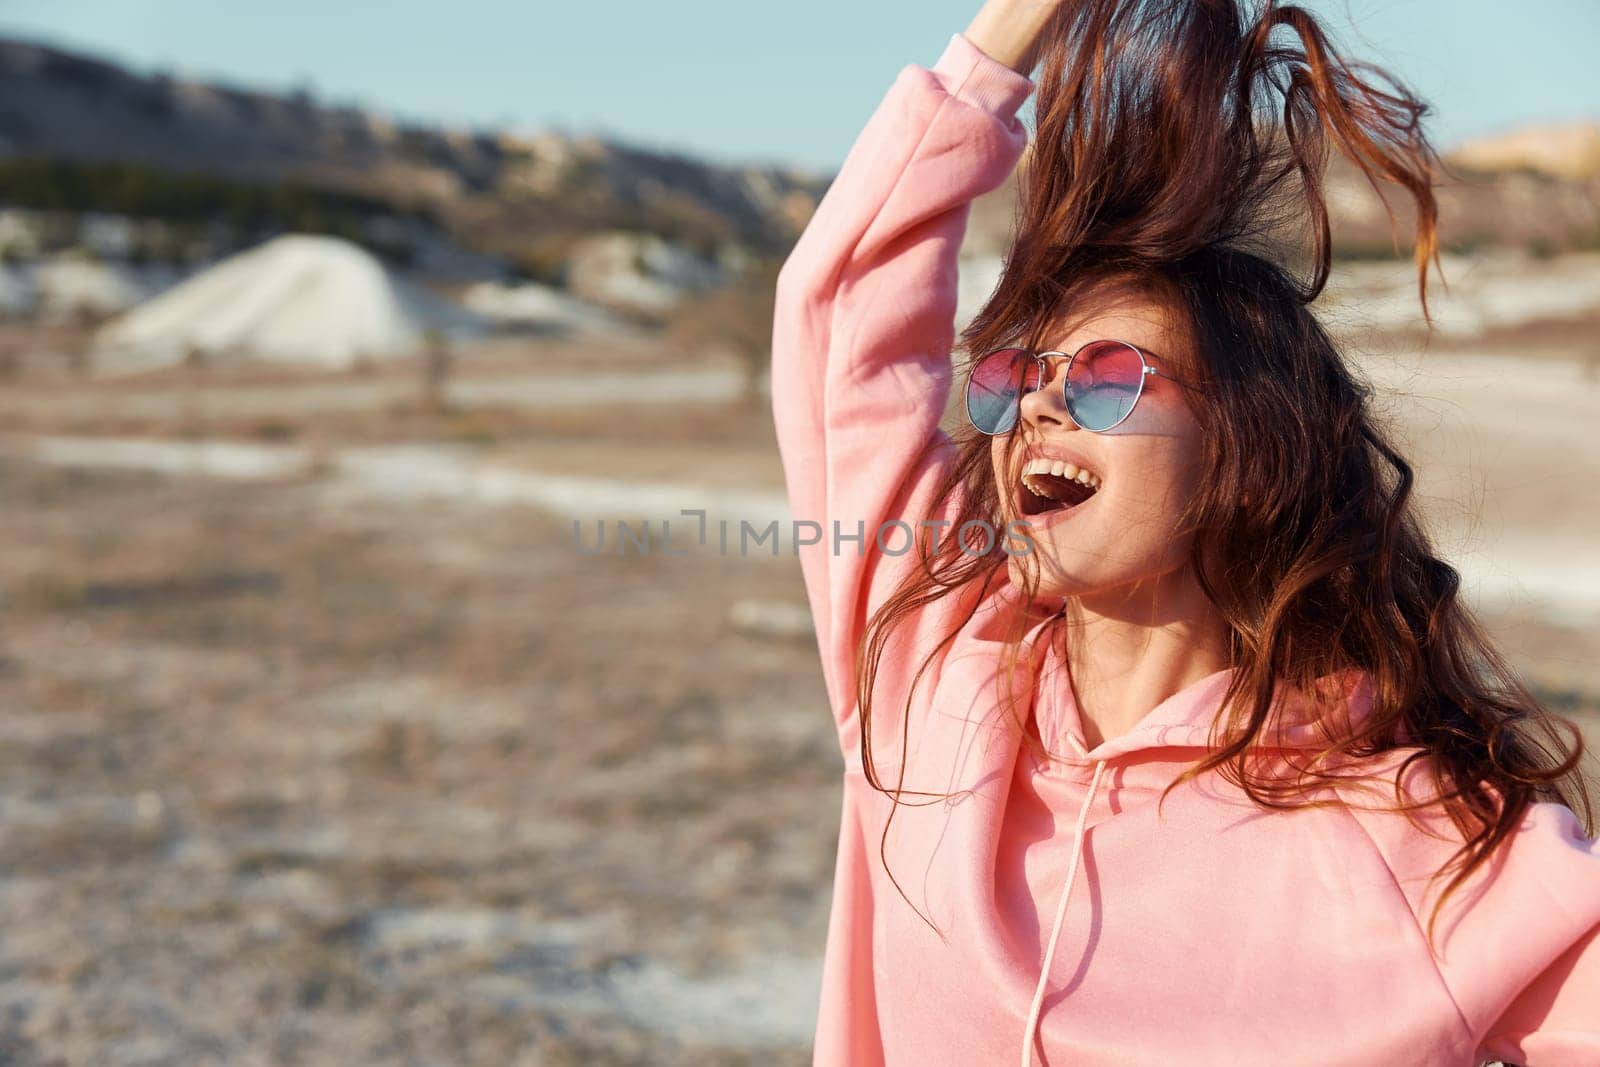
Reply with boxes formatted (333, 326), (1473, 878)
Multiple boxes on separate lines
(0, 456), (835, 1064)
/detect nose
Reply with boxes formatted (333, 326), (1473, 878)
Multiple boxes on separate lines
(1017, 357), (1077, 434)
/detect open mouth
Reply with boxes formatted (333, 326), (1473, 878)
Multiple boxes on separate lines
(1017, 457), (1101, 518)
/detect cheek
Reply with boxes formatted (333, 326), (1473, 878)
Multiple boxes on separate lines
(1158, 447), (1203, 502)
(1107, 385), (1203, 447)
(1101, 387), (1201, 442)
(1107, 401), (1206, 496)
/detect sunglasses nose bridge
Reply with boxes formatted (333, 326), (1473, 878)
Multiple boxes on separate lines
(1016, 354), (1079, 432)
(1033, 351), (1073, 390)
(1025, 354), (1048, 392)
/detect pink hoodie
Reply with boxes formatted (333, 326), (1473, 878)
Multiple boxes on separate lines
(770, 30), (1600, 1067)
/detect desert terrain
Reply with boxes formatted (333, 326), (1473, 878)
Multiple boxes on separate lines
(0, 249), (1596, 1065)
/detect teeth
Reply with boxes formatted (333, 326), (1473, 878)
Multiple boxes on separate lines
(1018, 456), (1102, 495)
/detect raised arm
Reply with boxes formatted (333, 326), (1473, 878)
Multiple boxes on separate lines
(964, 0), (1066, 74)
(769, 10), (1047, 760)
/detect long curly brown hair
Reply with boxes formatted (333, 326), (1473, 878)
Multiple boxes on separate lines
(854, 0), (1591, 945)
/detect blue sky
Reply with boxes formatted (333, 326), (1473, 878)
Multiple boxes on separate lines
(0, 0), (1595, 173)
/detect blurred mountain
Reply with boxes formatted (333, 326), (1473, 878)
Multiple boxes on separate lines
(2, 33), (1593, 287)
(0, 37), (828, 278)
(1446, 121), (1600, 181)
(1318, 148), (1600, 260)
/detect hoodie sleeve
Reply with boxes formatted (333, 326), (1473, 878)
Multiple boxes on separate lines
(769, 33), (1033, 747)
(1357, 779), (1600, 1067)
(1479, 922), (1600, 1066)
(1464, 804), (1600, 1066)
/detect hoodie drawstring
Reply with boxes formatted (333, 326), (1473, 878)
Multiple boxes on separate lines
(1021, 757), (1107, 1067)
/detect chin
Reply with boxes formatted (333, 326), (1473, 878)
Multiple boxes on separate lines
(1004, 546), (1084, 602)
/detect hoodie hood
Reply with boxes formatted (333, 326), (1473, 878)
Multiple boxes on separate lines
(1010, 582), (1380, 767)
(1014, 605), (1381, 1065)
(1039, 649), (1381, 762)
(953, 575), (1382, 758)
(916, 583), (1393, 1065)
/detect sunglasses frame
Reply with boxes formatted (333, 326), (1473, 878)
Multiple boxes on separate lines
(964, 338), (1186, 436)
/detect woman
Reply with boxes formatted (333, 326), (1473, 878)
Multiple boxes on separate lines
(769, 0), (1600, 1063)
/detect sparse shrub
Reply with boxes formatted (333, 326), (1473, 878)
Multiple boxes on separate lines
(663, 256), (782, 405)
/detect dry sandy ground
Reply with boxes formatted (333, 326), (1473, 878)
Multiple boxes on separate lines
(0, 275), (1597, 1063)
(0, 454), (836, 1065)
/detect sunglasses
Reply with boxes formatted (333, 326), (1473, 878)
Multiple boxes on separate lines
(963, 339), (1187, 435)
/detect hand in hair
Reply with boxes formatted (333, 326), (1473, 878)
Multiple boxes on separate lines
(985, 0), (1441, 321)
(964, 0), (1072, 74)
